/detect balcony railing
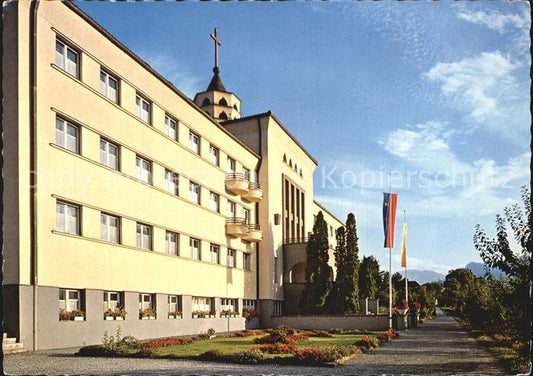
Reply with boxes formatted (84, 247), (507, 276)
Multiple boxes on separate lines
(225, 173), (249, 195)
(243, 223), (262, 242)
(225, 217), (247, 237)
(242, 181), (263, 202)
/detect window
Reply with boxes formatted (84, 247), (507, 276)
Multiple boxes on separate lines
(103, 291), (121, 310)
(244, 253), (251, 271)
(189, 131), (200, 154)
(243, 208), (250, 224)
(227, 249), (236, 268)
(243, 168), (250, 181)
(227, 157), (236, 173)
(59, 289), (82, 312)
(136, 223), (152, 250)
(210, 244), (220, 264)
(135, 94), (151, 123)
(189, 182), (200, 204)
(165, 170), (178, 195)
(274, 257), (279, 283)
(100, 138), (119, 170)
(139, 293), (155, 311)
(100, 70), (118, 102)
(190, 237), (200, 260)
(136, 156), (152, 185)
(165, 115), (177, 140)
(55, 39), (78, 78)
(165, 231), (178, 256)
(243, 299), (256, 310)
(210, 192), (220, 212)
(56, 201), (80, 235)
(209, 145), (219, 166)
(221, 298), (236, 313)
(227, 201), (236, 218)
(273, 301), (283, 316)
(55, 117), (79, 154)
(101, 213), (119, 243)
(192, 297), (211, 312)
(168, 295), (181, 314)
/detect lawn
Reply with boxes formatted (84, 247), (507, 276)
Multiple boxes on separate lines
(151, 334), (366, 358)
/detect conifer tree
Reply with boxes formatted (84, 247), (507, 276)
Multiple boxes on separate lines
(300, 211), (332, 313)
(359, 256), (380, 299)
(341, 213), (360, 313)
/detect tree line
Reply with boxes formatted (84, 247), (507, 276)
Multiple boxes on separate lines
(300, 211), (440, 316)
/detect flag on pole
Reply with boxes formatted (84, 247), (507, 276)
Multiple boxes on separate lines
(401, 222), (407, 267)
(382, 193), (398, 248)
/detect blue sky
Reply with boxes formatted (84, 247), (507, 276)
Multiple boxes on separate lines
(77, 1), (530, 276)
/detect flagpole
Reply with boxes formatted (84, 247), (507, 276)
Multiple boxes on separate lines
(388, 172), (392, 330)
(404, 211), (408, 307)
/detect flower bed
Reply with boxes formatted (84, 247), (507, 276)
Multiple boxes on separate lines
(140, 337), (194, 349)
(253, 343), (297, 354)
(235, 330), (267, 337)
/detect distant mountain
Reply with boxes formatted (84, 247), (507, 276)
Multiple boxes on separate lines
(465, 262), (506, 279)
(407, 270), (445, 284)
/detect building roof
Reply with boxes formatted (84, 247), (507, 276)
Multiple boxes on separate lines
(222, 111), (318, 165)
(63, 2), (259, 160)
(206, 67), (227, 92)
(313, 200), (345, 227)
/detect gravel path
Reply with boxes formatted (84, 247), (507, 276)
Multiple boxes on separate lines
(3, 309), (505, 375)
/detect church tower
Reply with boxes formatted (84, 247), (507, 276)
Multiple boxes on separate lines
(194, 28), (241, 122)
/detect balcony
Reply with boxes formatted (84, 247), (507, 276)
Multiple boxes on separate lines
(225, 173), (249, 195)
(242, 181), (263, 202)
(242, 224), (263, 242)
(225, 217), (247, 238)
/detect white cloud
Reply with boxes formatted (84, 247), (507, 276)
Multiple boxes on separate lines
(457, 9), (529, 33)
(424, 52), (529, 144)
(138, 52), (203, 98)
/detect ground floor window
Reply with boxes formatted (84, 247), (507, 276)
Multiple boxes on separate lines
(103, 291), (125, 319)
(58, 288), (85, 321)
(220, 298), (237, 316)
(192, 297), (213, 317)
(168, 295), (182, 317)
(139, 293), (156, 318)
(273, 300), (283, 316)
(243, 299), (257, 311)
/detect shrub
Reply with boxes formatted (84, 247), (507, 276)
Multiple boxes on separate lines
(207, 328), (216, 337)
(253, 343), (297, 354)
(294, 345), (357, 364)
(305, 330), (333, 337)
(235, 330), (267, 337)
(140, 337), (194, 349)
(242, 309), (259, 321)
(255, 325), (299, 344)
(234, 349), (265, 364)
(287, 333), (309, 342)
(199, 349), (224, 361)
(354, 336), (378, 350)
(376, 333), (390, 344)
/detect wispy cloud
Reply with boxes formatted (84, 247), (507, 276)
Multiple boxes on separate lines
(424, 51), (529, 145)
(137, 52), (203, 98)
(457, 9), (529, 33)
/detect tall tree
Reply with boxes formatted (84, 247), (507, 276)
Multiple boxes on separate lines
(359, 256), (380, 299)
(300, 211), (332, 313)
(337, 213), (360, 313)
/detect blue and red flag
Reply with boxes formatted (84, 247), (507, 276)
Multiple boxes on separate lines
(383, 193), (398, 248)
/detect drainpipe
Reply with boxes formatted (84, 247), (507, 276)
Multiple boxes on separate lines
(255, 118), (262, 310)
(30, 0), (40, 351)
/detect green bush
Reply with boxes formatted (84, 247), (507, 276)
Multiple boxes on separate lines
(234, 349), (265, 364)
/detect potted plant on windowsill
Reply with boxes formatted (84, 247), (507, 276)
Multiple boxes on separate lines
(139, 308), (156, 320)
(220, 309), (230, 318)
(71, 309), (86, 321)
(59, 308), (71, 321)
(209, 310), (216, 318)
(192, 310), (206, 318)
(168, 310), (182, 319)
(115, 305), (127, 320)
(242, 308), (259, 321)
(104, 308), (114, 321)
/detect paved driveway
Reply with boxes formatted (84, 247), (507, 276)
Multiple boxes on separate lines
(4, 309), (505, 375)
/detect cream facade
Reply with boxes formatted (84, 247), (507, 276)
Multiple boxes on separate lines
(2, 1), (344, 350)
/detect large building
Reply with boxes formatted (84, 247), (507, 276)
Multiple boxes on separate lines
(2, 1), (344, 351)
